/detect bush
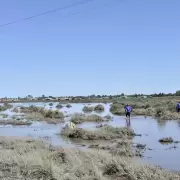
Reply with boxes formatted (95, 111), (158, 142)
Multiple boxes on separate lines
(159, 137), (174, 143)
(110, 103), (124, 115)
(49, 103), (53, 106)
(3, 103), (13, 109)
(71, 114), (107, 124)
(28, 105), (40, 112)
(0, 106), (7, 112)
(61, 125), (135, 140)
(94, 104), (104, 112)
(56, 103), (63, 109)
(154, 107), (166, 118)
(82, 106), (94, 112)
(43, 110), (64, 119)
(167, 101), (176, 112)
(66, 104), (72, 108)
(104, 115), (113, 120)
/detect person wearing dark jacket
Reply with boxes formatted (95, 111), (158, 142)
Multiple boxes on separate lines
(124, 104), (132, 118)
(176, 102), (180, 113)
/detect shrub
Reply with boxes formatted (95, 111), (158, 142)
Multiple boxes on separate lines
(94, 104), (104, 112)
(0, 106), (7, 112)
(56, 103), (63, 109)
(61, 125), (135, 140)
(66, 104), (72, 108)
(70, 114), (108, 124)
(82, 106), (94, 112)
(28, 105), (40, 112)
(3, 103), (13, 109)
(154, 107), (166, 118)
(110, 103), (124, 115)
(44, 110), (64, 119)
(159, 137), (174, 143)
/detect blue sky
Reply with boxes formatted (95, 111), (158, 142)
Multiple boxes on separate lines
(0, 0), (179, 97)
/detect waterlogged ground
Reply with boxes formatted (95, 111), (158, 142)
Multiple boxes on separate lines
(1, 102), (180, 171)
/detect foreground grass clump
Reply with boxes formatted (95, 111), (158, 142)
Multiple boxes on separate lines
(61, 125), (135, 140)
(94, 104), (105, 112)
(82, 106), (94, 112)
(0, 137), (179, 180)
(89, 139), (133, 157)
(70, 113), (110, 124)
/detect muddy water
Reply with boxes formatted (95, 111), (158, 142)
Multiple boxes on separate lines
(1, 102), (180, 171)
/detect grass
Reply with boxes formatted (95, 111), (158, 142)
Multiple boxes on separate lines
(82, 106), (94, 112)
(21, 106), (65, 124)
(110, 99), (180, 120)
(159, 137), (174, 143)
(0, 119), (32, 126)
(56, 103), (63, 109)
(61, 125), (135, 140)
(0, 137), (179, 180)
(0, 103), (13, 112)
(70, 113), (111, 124)
(94, 104), (105, 112)
(110, 103), (125, 115)
(89, 139), (133, 157)
(66, 104), (72, 108)
(0, 113), (8, 118)
(0, 106), (8, 112)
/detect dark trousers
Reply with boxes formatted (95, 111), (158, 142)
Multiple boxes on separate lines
(126, 112), (131, 118)
(177, 108), (180, 113)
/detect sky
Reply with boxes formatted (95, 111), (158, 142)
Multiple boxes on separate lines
(0, 0), (179, 97)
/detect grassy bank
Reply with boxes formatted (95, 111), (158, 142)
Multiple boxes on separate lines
(0, 137), (179, 180)
(110, 99), (180, 120)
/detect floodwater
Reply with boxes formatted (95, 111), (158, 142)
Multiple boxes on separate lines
(1, 102), (180, 171)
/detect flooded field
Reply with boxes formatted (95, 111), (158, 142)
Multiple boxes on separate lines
(0, 102), (180, 171)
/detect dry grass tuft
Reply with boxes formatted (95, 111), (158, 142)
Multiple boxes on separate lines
(21, 106), (65, 124)
(159, 137), (174, 143)
(0, 119), (32, 126)
(70, 113), (110, 124)
(66, 104), (72, 108)
(56, 103), (63, 109)
(82, 106), (94, 112)
(94, 104), (105, 112)
(0, 137), (179, 180)
(61, 126), (135, 140)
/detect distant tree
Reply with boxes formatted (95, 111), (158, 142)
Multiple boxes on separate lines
(27, 95), (33, 99)
(176, 90), (180, 96)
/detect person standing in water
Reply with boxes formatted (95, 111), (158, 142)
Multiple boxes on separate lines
(176, 102), (180, 113)
(124, 104), (132, 118)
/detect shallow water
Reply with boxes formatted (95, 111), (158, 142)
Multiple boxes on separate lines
(1, 102), (180, 171)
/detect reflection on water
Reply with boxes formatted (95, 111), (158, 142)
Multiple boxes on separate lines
(1, 102), (180, 171)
